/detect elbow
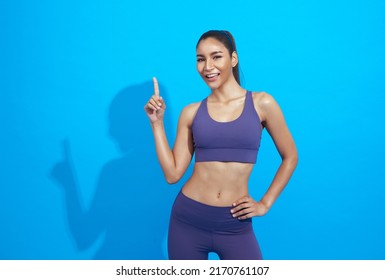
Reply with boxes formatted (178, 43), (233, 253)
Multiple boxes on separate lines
(288, 152), (298, 169)
(165, 173), (182, 185)
(164, 165), (186, 184)
(283, 152), (298, 169)
(166, 177), (179, 185)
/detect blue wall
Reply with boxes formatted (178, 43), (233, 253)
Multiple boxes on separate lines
(1, 0), (384, 259)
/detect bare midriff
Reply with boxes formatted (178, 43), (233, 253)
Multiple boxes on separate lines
(182, 161), (254, 207)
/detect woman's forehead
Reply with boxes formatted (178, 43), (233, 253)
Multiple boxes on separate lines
(196, 37), (226, 52)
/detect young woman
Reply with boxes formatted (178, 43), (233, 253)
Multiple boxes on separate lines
(144, 30), (298, 260)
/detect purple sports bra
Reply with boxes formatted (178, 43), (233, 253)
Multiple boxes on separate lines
(192, 91), (262, 163)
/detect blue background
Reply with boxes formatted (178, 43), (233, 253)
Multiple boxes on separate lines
(1, 0), (384, 259)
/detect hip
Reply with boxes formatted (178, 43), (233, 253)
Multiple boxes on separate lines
(171, 191), (252, 234)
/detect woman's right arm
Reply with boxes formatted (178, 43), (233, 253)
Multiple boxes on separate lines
(144, 77), (195, 184)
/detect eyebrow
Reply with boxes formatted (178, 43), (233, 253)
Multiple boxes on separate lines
(196, 51), (224, 57)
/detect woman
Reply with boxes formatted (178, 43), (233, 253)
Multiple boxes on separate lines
(144, 30), (298, 260)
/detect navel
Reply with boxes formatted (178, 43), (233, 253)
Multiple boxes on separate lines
(217, 192), (221, 199)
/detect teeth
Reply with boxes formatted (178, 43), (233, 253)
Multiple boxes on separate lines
(206, 73), (219, 78)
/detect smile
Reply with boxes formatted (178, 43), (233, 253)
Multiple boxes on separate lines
(205, 73), (220, 79)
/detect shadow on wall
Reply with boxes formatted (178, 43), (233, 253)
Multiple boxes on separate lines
(50, 81), (177, 259)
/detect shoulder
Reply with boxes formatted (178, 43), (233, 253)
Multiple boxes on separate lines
(251, 91), (280, 122)
(183, 101), (202, 112)
(251, 91), (276, 106)
(178, 101), (202, 126)
(181, 101), (202, 117)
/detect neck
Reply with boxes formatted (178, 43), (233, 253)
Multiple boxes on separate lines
(210, 76), (245, 102)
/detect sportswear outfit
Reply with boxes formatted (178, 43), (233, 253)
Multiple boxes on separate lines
(168, 91), (263, 260)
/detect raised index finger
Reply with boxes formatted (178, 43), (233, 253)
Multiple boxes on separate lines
(153, 77), (160, 97)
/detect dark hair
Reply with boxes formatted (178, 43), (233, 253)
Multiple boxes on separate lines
(196, 30), (240, 85)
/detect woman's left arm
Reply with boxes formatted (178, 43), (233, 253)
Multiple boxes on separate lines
(232, 93), (298, 219)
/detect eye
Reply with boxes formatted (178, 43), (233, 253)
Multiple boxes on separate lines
(197, 58), (205, 62)
(213, 55), (222, 60)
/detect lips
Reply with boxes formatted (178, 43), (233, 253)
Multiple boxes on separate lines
(205, 73), (220, 81)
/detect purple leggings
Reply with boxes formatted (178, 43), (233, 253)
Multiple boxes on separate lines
(168, 191), (263, 260)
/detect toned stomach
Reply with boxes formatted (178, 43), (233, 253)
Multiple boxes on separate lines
(182, 161), (254, 207)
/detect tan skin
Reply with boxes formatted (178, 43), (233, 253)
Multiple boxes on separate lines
(144, 37), (298, 219)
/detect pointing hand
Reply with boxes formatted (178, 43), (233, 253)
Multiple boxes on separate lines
(144, 77), (166, 123)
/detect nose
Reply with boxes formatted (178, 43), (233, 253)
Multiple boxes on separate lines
(204, 59), (214, 71)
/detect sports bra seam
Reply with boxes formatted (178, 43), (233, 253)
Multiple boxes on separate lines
(195, 147), (258, 150)
(191, 100), (205, 129)
(248, 91), (263, 130)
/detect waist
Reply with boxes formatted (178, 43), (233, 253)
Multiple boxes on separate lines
(182, 168), (250, 207)
(192, 161), (253, 181)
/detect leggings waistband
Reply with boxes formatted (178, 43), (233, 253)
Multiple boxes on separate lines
(171, 191), (252, 232)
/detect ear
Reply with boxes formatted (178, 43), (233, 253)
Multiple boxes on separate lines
(231, 51), (238, 68)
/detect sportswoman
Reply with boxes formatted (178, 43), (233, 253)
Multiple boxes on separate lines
(144, 30), (298, 259)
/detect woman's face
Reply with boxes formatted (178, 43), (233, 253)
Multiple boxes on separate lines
(196, 37), (237, 89)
